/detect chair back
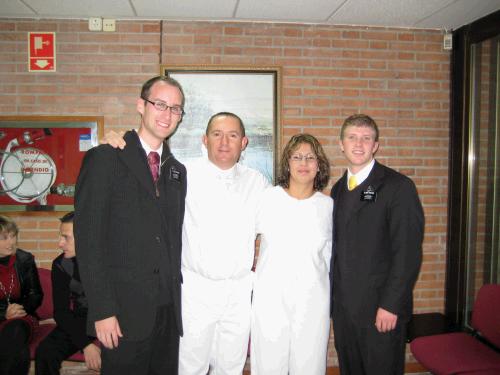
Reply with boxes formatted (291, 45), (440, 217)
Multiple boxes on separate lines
(471, 284), (500, 348)
(36, 267), (53, 320)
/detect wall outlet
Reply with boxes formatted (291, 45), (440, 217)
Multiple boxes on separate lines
(103, 19), (116, 32)
(88, 17), (102, 31)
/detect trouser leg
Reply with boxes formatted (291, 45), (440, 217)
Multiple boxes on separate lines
(333, 304), (407, 375)
(101, 335), (149, 375)
(179, 271), (219, 375)
(35, 327), (79, 375)
(332, 305), (365, 375)
(362, 319), (407, 375)
(102, 305), (179, 375)
(210, 274), (252, 375)
(149, 304), (179, 375)
(0, 320), (31, 375)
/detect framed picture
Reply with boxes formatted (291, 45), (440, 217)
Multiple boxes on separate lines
(162, 65), (281, 182)
(0, 116), (103, 213)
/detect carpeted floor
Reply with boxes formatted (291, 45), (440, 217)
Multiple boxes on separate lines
(29, 363), (431, 375)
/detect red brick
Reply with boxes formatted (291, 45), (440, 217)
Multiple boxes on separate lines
(224, 26), (243, 35)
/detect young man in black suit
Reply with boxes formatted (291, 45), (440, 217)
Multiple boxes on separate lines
(35, 211), (101, 374)
(330, 114), (424, 375)
(74, 76), (187, 375)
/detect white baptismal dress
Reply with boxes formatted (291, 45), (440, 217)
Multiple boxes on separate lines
(251, 185), (333, 375)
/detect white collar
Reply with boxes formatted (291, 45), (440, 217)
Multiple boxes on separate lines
(137, 131), (163, 159)
(347, 158), (375, 187)
(204, 157), (239, 181)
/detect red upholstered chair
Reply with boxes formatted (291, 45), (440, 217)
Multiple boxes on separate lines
(410, 284), (500, 375)
(36, 268), (54, 320)
(30, 268), (56, 359)
(30, 267), (85, 362)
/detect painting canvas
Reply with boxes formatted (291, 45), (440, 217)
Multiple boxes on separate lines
(163, 65), (280, 182)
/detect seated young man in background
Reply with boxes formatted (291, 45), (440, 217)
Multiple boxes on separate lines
(35, 212), (100, 374)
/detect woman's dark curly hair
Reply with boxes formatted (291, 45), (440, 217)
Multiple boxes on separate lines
(277, 133), (330, 191)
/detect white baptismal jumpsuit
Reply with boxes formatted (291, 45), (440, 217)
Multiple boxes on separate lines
(251, 186), (333, 375)
(179, 157), (269, 375)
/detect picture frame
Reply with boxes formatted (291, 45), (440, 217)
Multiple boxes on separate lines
(0, 115), (103, 214)
(161, 65), (281, 182)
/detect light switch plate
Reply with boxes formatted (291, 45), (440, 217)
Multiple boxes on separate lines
(443, 33), (452, 50)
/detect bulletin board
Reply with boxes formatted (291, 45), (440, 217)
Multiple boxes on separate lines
(0, 116), (103, 213)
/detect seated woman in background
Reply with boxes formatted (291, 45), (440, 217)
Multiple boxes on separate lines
(0, 215), (43, 375)
(251, 133), (333, 374)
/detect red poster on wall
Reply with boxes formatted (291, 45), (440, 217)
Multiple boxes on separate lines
(0, 116), (103, 212)
(28, 32), (56, 72)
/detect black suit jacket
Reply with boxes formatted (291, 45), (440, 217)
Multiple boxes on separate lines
(74, 131), (186, 340)
(51, 254), (93, 349)
(330, 161), (424, 323)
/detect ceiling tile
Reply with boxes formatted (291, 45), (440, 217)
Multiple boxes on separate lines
(236, 0), (345, 22)
(132, 0), (238, 18)
(416, 0), (500, 30)
(327, 0), (456, 28)
(0, 0), (36, 16)
(23, 0), (134, 18)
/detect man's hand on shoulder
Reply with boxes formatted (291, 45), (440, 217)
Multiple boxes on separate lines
(375, 307), (398, 333)
(100, 130), (126, 150)
(83, 342), (101, 371)
(95, 316), (123, 349)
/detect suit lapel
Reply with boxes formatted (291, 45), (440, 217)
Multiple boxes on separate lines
(159, 141), (172, 182)
(349, 161), (385, 220)
(118, 131), (157, 198)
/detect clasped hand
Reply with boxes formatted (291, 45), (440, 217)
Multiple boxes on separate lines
(6, 303), (27, 319)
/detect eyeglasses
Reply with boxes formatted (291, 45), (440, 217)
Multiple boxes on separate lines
(289, 154), (318, 163)
(142, 97), (184, 116)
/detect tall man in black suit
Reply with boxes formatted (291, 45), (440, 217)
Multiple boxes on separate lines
(330, 114), (424, 375)
(74, 76), (187, 375)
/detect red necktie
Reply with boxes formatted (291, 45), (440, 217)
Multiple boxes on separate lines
(147, 151), (160, 183)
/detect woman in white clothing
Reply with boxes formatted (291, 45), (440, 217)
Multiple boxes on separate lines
(251, 134), (333, 375)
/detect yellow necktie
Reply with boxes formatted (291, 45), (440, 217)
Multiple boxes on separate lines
(348, 175), (357, 191)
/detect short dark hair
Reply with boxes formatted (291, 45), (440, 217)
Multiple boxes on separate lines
(140, 75), (185, 108)
(206, 112), (246, 137)
(340, 114), (379, 141)
(59, 211), (74, 223)
(277, 133), (330, 191)
(0, 215), (18, 236)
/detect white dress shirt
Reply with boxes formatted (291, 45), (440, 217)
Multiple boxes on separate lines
(347, 158), (375, 188)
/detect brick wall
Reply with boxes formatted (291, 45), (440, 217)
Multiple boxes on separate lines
(0, 18), (450, 367)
